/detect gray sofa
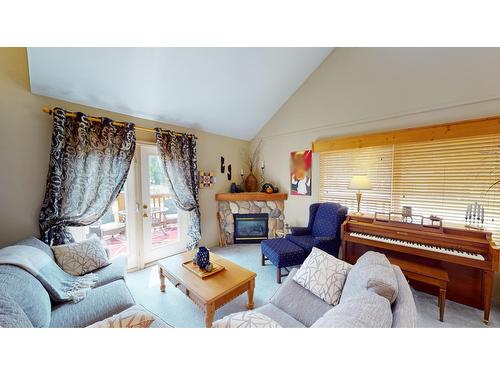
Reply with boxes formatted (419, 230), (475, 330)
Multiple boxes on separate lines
(245, 252), (417, 328)
(0, 237), (169, 328)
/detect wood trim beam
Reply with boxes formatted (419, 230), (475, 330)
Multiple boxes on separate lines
(312, 116), (500, 152)
(215, 193), (288, 201)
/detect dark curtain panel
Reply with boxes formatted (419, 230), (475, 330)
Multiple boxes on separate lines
(39, 107), (136, 245)
(155, 129), (201, 250)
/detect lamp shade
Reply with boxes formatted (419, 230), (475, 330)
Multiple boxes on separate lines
(349, 175), (372, 190)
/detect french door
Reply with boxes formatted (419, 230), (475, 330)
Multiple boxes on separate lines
(69, 143), (187, 270)
(138, 144), (188, 266)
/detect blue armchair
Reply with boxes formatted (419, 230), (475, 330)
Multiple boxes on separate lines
(285, 202), (348, 258)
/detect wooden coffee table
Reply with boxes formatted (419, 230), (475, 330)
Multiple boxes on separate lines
(158, 251), (256, 327)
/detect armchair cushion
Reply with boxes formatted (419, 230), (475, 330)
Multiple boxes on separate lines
(286, 234), (317, 251)
(290, 227), (310, 236)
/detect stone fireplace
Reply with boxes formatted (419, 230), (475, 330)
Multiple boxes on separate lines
(233, 213), (269, 243)
(216, 193), (288, 246)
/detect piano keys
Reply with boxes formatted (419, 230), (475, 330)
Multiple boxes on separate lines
(341, 213), (499, 323)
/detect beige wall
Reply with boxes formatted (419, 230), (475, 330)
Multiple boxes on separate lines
(0, 47), (249, 249)
(253, 47), (500, 298)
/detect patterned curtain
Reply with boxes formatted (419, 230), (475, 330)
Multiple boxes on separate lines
(39, 107), (136, 245)
(155, 129), (201, 250)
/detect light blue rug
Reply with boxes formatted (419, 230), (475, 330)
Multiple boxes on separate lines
(126, 244), (500, 328)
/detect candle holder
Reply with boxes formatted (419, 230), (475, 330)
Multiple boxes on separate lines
(260, 165), (265, 190)
(239, 171), (245, 191)
(465, 202), (485, 230)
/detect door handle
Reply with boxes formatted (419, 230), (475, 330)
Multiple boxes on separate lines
(143, 213), (148, 218)
(143, 204), (148, 209)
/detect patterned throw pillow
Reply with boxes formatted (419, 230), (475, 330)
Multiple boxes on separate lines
(212, 311), (281, 328)
(293, 247), (351, 305)
(52, 235), (110, 276)
(88, 305), (156, 328)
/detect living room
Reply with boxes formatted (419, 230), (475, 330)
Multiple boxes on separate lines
(1, 1), (500, 373)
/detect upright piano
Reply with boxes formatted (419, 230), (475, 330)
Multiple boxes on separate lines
(341, 213), (499, 323)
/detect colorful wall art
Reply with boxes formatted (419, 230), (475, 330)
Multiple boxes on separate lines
(290, 150), (312, 196)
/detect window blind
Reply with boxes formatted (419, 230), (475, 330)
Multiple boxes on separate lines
(319, 134), (500, 242)
(319, 145), (394, 214)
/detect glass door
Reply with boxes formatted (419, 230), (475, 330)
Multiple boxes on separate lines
(68, 165), (138, 270)
(139, 145), (188, 264)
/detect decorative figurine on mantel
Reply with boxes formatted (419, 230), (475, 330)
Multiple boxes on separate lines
(465, 202), (485, 230)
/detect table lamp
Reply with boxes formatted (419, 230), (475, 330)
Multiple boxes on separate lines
(349, 175), (372, 215)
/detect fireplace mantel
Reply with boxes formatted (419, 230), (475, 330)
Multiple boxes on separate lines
(215, 192), (288, 201)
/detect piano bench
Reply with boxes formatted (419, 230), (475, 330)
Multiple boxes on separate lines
(387, 256), (449, 322)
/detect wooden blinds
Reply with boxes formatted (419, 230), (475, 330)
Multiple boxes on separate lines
(319, 145), (394, 214)
(319, 134), (500, 241)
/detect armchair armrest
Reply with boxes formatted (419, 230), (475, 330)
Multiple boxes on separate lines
(290, 227), (311, 236)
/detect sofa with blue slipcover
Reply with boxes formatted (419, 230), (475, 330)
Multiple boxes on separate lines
(0, 236), (170, 328)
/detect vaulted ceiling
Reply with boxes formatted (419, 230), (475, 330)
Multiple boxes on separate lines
(27, 48), (332, 140)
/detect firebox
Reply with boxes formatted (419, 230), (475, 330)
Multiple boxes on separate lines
(233, 213), (269, 244)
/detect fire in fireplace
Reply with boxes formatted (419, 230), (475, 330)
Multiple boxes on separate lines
(233, 213), (269, 244)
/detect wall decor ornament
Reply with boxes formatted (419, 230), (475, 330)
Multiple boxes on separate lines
(244, 173), (258, 192)
(220, 156), (225, 173)
(199, 171), (216, 188)
(245, 140), (262, 192)
(290, 150), (312, 196)
(261, 182), (276, 194)
(227, 164), (232, 181)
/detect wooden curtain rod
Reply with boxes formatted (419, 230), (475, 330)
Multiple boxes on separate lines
(42, 107), (197, 139)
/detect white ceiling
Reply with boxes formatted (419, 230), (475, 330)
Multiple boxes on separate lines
(27, 48), (332, 140)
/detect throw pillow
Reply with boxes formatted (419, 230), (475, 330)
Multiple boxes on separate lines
(312, 291), (393, 328)
(0, 292), (33, 328)
(88, 305), (156, 328)
(293, 247), (352, 305)
(52, 235), (110, 276)
(212, 311), (281, 328)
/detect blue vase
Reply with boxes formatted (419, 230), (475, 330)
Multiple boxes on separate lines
(196, 247), (210, 269)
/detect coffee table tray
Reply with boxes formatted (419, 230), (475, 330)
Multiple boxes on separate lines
(182, 260), (225, 279)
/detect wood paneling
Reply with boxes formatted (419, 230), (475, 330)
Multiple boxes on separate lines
(313, 115), (500, 152)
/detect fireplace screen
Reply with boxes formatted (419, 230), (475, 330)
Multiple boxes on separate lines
(233, 213), (269, 243)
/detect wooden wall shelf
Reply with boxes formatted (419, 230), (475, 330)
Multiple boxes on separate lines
(215, 192), (288, 201)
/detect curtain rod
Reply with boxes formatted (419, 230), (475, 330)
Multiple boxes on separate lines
(42, 107), (197, 139)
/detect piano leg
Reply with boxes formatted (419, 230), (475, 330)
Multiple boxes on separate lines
(438, 288), (446, 322)
(482, 270), (493, 325)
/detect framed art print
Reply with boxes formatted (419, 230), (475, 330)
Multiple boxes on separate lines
(290, 150), (312, 196)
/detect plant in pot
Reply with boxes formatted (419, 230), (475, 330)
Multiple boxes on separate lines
(244, 140), (262, 192)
